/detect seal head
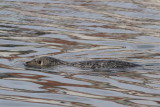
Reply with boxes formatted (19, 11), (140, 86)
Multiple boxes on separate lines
(25, 56), (66, 68)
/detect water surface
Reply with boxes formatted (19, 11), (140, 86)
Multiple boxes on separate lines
(0, 0), (160, 107)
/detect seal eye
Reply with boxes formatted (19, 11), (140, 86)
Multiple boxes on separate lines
(38, 60), (42, 65)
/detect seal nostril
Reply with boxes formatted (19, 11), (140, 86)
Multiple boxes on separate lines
(24, 62), (28, 66)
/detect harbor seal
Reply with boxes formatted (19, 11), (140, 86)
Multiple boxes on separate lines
(25, 56), (139, 69)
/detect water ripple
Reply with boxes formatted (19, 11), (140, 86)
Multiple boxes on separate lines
(0, 0), (160, 107)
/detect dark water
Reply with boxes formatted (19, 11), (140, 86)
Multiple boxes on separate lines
(0, 0), (160, 107)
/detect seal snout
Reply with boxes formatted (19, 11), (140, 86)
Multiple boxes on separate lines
(25, 61), (31, 66)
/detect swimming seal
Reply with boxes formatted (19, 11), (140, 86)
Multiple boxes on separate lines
(25, 56), (139, 69)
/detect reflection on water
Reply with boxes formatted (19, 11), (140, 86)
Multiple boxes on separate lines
(0, 0), (160, 107)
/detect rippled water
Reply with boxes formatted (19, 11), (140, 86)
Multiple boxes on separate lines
(0, 0), (160, 107)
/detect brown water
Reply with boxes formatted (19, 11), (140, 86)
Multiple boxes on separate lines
(0, 0), (160, 107)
